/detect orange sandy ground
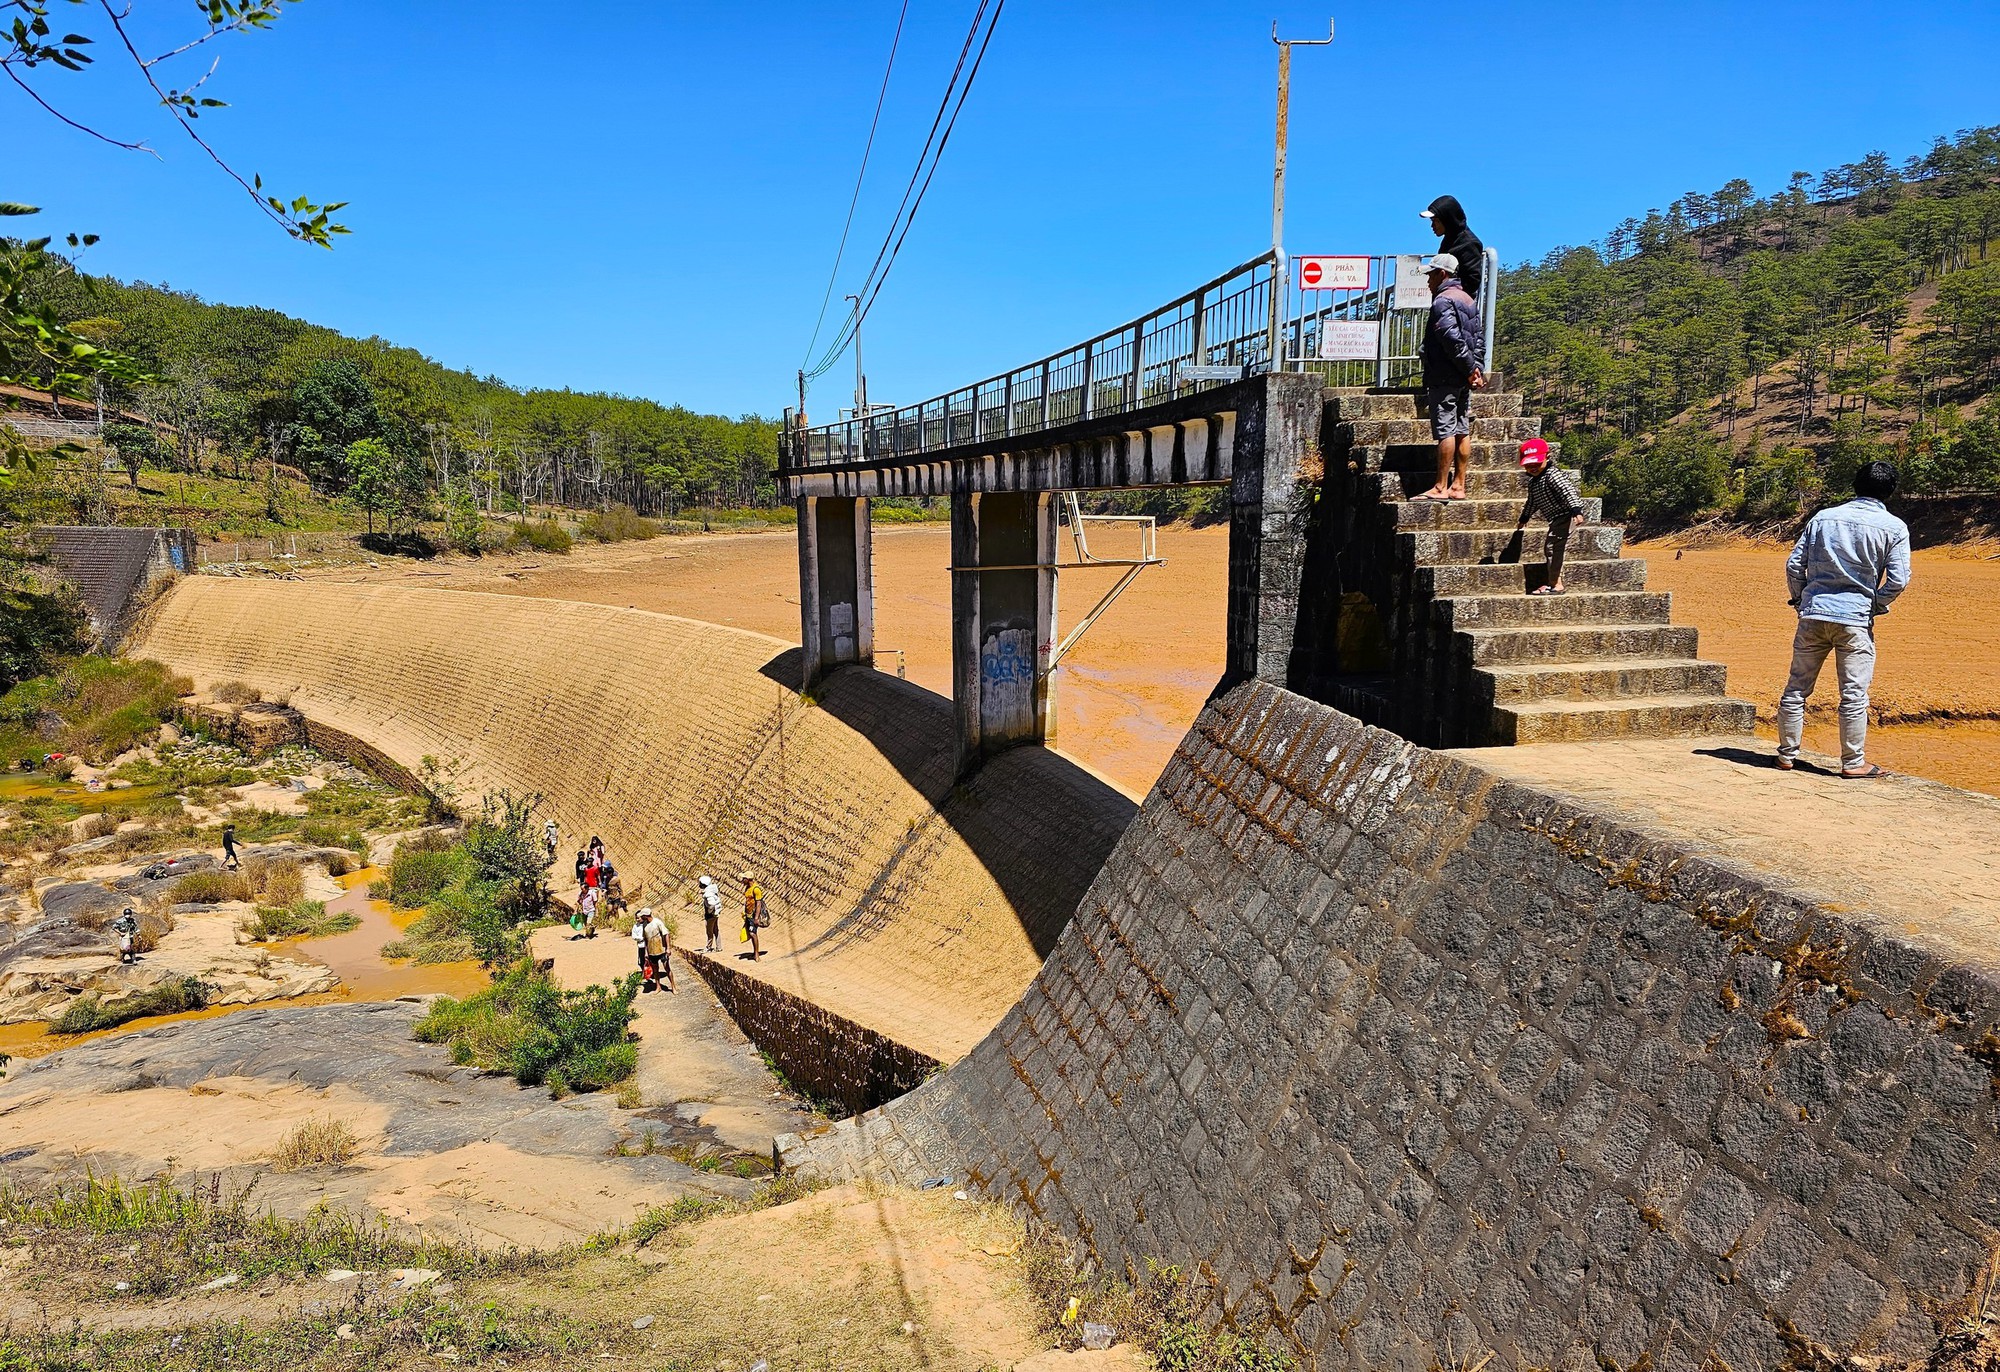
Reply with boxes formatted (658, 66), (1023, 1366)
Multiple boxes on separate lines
(324, 524), (2000, 799)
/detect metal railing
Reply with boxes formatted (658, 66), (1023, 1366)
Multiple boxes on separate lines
(781, 246), (1499, 471)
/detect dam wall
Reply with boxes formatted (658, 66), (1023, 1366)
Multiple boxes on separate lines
(790, 680), (2000, 1371)
(130, 578), (1135, 1064)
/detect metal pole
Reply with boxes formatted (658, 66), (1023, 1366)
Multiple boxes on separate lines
(844, 293), (866, 457)
(1270, 21), (1335, 371)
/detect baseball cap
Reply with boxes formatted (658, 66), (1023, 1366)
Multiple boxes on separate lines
(1519, 439), (1551, 466)
(1420, 209), (1435, 219)
(1425, 253), (1458, 275)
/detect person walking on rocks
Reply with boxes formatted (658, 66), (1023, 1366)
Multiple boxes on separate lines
(739, 871), (767, 960)
(632, 906), (674, 992)
(1421, 194), (1484, 300)
(1777, 461), (1911, 779)
(1413, 252), (1486, 503)
(697, 875), (723, 953)
(1514, 439), (1588, 595)
(221, 822), (239, 871)
(112, 907), (139, 964)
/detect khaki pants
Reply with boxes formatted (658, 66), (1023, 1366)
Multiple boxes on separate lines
(1776, 618), (1876, 771)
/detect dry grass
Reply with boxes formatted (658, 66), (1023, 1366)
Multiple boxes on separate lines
(171, 869), (255, 903)
(268, 1116), (361, 1172)
(257, 859), (305, 907)
(211, 680), (262, 704)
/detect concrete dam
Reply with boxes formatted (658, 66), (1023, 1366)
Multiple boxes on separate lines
(130, 371), (1996, 1370)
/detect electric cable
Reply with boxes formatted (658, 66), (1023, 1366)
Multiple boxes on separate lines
(800, 0), (912, 371)
(803, 0), (1004, 384)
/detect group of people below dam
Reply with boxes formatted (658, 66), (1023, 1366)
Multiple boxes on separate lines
(541, 821), (771, 995)
(1415, 194), (1913, 780)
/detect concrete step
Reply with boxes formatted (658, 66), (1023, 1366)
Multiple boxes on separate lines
(1328, 391), (1522, 420)
(1459, 622), (1698, 666)
(1419, 558), (1647, 598)
(1436, 590), (1671, 631)
(1482, 658), (1730, 705)
(1391, 497), (1604, 531)
(1402, 525), (1624, 567)
(1369, 467), (1582, 501)
(1490, 693), (1758, 745)
(1352, 440), (1566, 474)
(1340, 416), (1543, 447)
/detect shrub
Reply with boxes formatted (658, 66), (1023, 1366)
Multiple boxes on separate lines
(387, 840), (468, 907)
(246, 898), (358, 940)
(1601, 422), (1729, 521)
(505, 519), (572, 555)
(0, 657), (188, 763)
(576, 505), (657, 543)
(269, 1116), (360, 1171)
(76, 813), (116, 840)
(414, 957), (639, 1096)
(212, 681), (261, 705)
(53, 976), (212, 1034)
(171, 870), (255, 904)
(298, 819), (367, 853)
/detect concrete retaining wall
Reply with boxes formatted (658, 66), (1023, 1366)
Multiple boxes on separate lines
(685, 949), (940, 1117)
(788, 680), (2000, 1371)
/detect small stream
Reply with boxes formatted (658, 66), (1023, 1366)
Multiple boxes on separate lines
(0, 868), (487, 1062)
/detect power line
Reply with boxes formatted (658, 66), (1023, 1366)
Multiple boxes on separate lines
(800, 0), (912, 371)
(804, 0), (1005, 385)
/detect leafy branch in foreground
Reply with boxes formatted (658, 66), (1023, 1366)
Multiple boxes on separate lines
(3, 0), (349, 246)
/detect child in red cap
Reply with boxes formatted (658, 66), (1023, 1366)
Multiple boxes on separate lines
(1514, 438), (1588, 594)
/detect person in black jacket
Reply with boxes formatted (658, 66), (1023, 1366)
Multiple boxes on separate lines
(1415, 254), (1486, 501)
(1422, 195), (1484, 300)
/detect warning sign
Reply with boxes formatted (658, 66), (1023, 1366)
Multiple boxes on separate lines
(1295, 255), (1370, 291)
(1318, 321), (1380, 361)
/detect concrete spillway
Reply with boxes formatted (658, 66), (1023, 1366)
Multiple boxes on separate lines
(130, 578), (1134, 1066)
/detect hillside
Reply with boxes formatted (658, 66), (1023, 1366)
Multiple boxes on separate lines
(1497, 124), (2000, 526)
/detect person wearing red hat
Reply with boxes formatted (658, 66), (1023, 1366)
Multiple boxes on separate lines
(1513, 438), (1588, 595)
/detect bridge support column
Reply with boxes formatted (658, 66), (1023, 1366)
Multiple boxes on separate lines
(796, 495), (874, 687)
(1225, 372), (1326, 690)
(951, 490), (1058, 776)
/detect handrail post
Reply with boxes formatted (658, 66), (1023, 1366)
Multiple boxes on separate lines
(1040, 359), (1051, 430)
(1191, 288), (1208, 379)
(1128, 324), (1142, 410)
(1082, 341), (1095, 421)
(1376, 254), (1391, 388)
(1005, 373), (1015, 436)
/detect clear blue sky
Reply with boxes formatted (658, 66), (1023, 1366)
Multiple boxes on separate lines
(9, 1), (1998, 419)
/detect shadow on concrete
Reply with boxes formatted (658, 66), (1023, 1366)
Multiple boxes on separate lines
(1695, 744), (1836, 777)
(760, 648), (1136, 959)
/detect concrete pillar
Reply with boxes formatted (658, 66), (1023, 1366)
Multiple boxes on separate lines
(950, 490), (1058, 776)
(1224, 372), (1328, 692)
(795, 495), (875, 686)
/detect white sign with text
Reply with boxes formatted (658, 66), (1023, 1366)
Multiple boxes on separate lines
(1393, 255), (1433, 310)
(1295, 255), (1371, 291)
(1318, 321), (1380, 361)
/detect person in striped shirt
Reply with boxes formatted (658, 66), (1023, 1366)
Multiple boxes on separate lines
(1515, 438), (1588, 595)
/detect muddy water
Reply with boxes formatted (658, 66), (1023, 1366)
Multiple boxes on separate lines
(0, 869), (486, 1063)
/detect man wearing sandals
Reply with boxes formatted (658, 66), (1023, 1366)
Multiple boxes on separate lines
(1414, 252), (1486, 502)
(1776, 462), (1911, 779)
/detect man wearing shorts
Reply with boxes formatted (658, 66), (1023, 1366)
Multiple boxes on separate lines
(1414, 252), (1487, 502)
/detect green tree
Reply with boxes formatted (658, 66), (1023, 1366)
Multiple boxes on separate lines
(343, 436), (420, 536)
(100, 420), (159, 487)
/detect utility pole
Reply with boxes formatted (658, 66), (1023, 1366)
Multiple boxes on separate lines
(1268, 19), (1335, 367)
(844, 293), (868, 459)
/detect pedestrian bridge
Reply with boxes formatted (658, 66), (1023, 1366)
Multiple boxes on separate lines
(777, 248), (1500, 773)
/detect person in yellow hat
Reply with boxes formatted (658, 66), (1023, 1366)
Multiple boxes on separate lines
(739, 871), (766, 959)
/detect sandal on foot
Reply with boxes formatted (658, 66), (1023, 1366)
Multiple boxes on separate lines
(1841, 764), (1890, 779)
(1530, 585), (1564, 596)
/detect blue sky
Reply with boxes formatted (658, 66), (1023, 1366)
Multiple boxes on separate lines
(8, 1), (1999, 419)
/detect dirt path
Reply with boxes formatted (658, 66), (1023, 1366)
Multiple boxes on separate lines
(528, 923), (820, 1154)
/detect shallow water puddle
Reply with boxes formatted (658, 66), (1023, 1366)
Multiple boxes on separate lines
(0, 868), (486, 1063)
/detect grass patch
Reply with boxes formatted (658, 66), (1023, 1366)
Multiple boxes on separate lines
(379, 793), (549, 964)
(51, 976), (213, 1034)
(624, 1173), (821, 1247)
(414, 957), (639, 1097)
(505, 518), (572, 554)
(211, 680), (262, 705)
(171, 869), (255, 904)
(0, 657), (189, 765)
(245, 898), (358, 941)
(302, 774), (426, 834)
(576, 504), (657, 543)
(268, 1117), (361, 1172)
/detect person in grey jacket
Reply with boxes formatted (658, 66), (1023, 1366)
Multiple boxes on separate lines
(1415, 253), (1486, 502)
(1777, 462), (1912, 778)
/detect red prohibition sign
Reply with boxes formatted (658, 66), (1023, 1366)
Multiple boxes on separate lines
(1301, 260), (1323, 286)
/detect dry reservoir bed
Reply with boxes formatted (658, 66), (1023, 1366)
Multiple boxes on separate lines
(317, 525), (2000, 797)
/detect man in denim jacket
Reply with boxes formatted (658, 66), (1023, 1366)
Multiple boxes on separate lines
(1777, 462), (1911, 778)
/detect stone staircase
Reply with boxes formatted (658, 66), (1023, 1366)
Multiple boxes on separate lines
(1307, 389), (1755, 747)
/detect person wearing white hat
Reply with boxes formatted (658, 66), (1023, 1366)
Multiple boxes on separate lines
(1413, 252), (1487, 502)
(697, 874), (723, 953)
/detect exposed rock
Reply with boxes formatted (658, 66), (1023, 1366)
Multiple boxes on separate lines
(36, 883), (128, 923)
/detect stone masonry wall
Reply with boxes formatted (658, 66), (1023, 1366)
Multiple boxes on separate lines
(686, 949), (941, 1117)
(788, 680), (2000, 1372)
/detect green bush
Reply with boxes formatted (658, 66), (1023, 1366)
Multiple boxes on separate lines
(1601, 422), (1730, 521)
(504, 519), (572, 555)
(387, 841), (467, 907)
(297, 819), (367, 853)
(53, 977), (213, 1034)
(0, 657), (188, 762)
(381, 792), (547, 964)
(576, 504), (657, 543)
(414, 957), (639, 1096)
(0, 586), (91, 693)
(246, 899), (359, 940)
